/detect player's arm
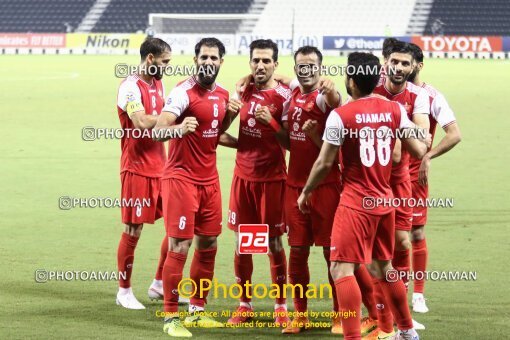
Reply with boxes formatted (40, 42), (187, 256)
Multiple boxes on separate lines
(254, 105), (290, 150)
(398, 105), (431, 159)
(411, 89), (431, 130)
(153, 87), (197, 141)
(393, 139), (402, 163)
(298, 112), (342, 213)
(302, 119), (322, 148)
(318, 77), (341, 108)
(117, 82), (158, 130)
(218, 132), (238, 149)
(419, 94), (461, 185)
(221, 97), (243, 133)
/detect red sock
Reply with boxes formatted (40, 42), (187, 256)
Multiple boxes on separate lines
(412, 239), (427, 293)
(155, 236), (168, 281)
(117, 232), (139, 288)
(323, 248), (339, 311)
(190, 248), (217, 307)
(392, 249), (410, 288)
(234, 252), (253, 303)
(334, 276), (362, 340)
(268, 249), (287, 305)
(378, 278), (413, 330)
(372, 278), (394, 333)
(289, 247), (310, 312)
(354, 266), (377, 320)
(163, 251), (187, 313)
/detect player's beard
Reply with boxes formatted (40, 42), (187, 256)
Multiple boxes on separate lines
(408, 68), (418, 83)
(197, 65), (219, 86)
(150, 61), (164, 80)
(388, 71), (409, 85)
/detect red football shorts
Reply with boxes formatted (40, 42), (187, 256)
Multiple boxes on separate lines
(330, 205), (395, 264)
(285, 183), (341, 247)
(120, 171), (162, 225)
(162, 178), (222, 239)
(391, 180), (413, 231)
(228, 175), (285, 237)
(411, 181), (429, 227)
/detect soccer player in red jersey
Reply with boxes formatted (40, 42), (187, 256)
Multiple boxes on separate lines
(298, 52), (430, 340)
(153, 38), (229, 337)
(115, 38), (170, 310)
(407, 43), (461, 313)
(371, 41), (431, 334)
(279, 46), (342, 334)
(225, 39), (292, 327)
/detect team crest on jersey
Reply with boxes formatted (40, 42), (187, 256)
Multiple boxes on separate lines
(211, 119), (219, 129)
(305, 100), (315, 111)
(166, 97), (172, 105)
(293, 122), (300, 131)
(248, 118), (256, 127)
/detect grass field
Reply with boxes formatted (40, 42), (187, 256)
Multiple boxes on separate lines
(1, 54), (509, 339)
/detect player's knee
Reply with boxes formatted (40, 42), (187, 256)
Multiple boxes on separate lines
(330, 261), (357, 280)
(268, 236), (283, 253)
(394, 230), (410, 250)
(366, 263), (380, 279)
(411, 227), (425, 241)
(124, 223), (143, 237)
(195, 235), (217, 250)
(169, 238), (192, 254)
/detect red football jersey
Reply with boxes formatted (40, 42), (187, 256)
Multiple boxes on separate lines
(409, 83), (456, 181)
(373, 79), (430, 185)
(323, 96), (413, 215)
(285, 86), (341, 187)
(117, 75), (166, 178)
(161, 77), (229, 185)
(234, 82), (291, 182)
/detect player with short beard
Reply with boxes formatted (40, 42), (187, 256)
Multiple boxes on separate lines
(115, 37), (171, 310)
(154, 37), (230, 338)
(407, 43), (461, 314)
(298, 52), (429, 340)
(369, 41), (431, 338)
(224, 39), (292, 327)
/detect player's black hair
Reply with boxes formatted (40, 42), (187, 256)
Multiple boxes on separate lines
(387, 41), (414, 60)
(140, 37), (171, 60)
(346, 52), (381, 96)
(195, 37), (226, 58)
(408, 42), (424, 63)
(249, 39), (279, 62)
(382, 37), (399, 58)
(294, 45), (323, 64)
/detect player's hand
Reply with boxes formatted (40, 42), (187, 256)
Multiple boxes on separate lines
(235, 74), (253, 96)
(227, 98), (243, 117)
(425, 132), (432, 148)
(418, 155), (431, 186)
(318, 77), (335, 95)
(179, 117), (199, 135)
(254, 106), (273, 125)
(302, 119), (318, 137)
(297, 191), (311, 214)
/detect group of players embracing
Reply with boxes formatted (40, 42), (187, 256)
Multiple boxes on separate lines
(114, 36), (461, 339)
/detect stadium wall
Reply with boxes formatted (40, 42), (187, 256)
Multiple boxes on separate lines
(1, 33), (509, 59)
